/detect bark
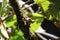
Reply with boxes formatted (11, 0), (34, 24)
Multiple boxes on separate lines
(9, 0), (31, 40)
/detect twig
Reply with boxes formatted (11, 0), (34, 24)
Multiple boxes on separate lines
(36, 27), (59, 39)
(40, 32), (59, 39)
(22, 2), (36, 10)
(36, 33), (47, 40)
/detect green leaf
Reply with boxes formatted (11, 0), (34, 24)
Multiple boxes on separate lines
(34, 0), (50, 12)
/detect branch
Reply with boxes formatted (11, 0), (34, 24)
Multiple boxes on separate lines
(9, 0), (31, 40)
(40, 32), (59, 39)
(36, 33), (47, 40)
(36, 27), (59, 39)
(22, 2), (36, 10)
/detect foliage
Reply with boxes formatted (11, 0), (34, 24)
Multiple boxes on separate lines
(34, 0), (60, 20)
(0, 0), (10, 17)
(0, 0), (60, 40)
(4, 14), (43, 40)
(34, 0), (50, 12)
